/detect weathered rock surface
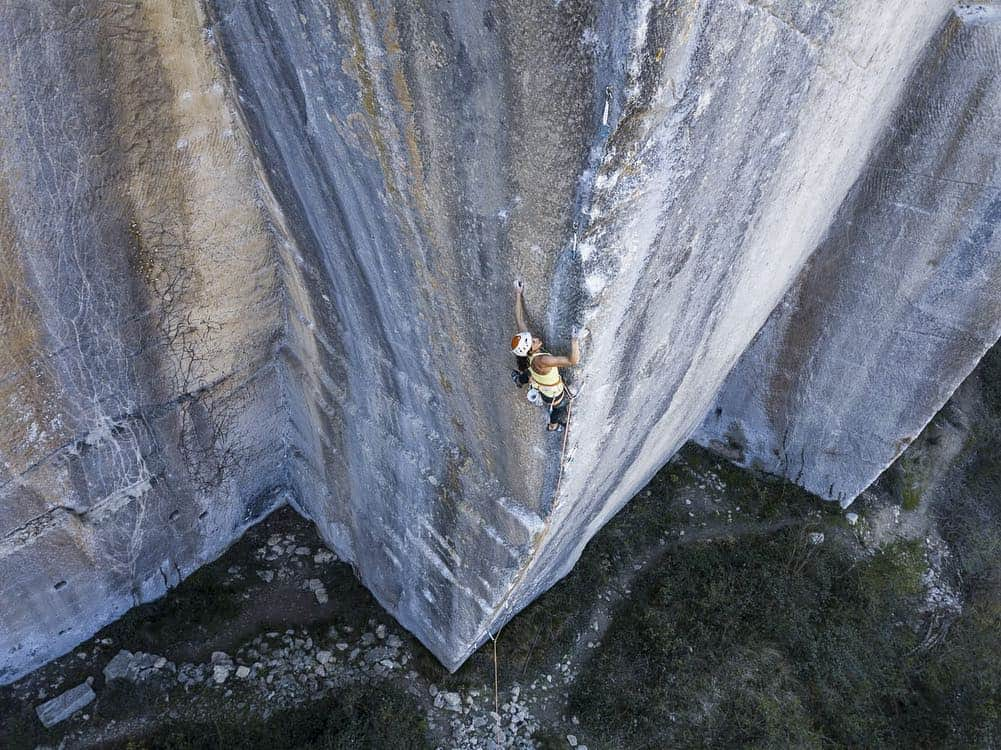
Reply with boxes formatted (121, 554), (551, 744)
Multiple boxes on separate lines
(695, 5), (1001, 504)
(1, 0), (999, 682)
(0, 1), (288, 682)
(34, 680), (95, 728)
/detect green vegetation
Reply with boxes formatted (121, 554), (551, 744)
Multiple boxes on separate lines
(569, 523), (1000, 749)
(890, 449), (932, 511)
(104, 682), (429, 750)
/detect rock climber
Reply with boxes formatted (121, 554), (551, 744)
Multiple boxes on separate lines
(510, 279), (586, 432)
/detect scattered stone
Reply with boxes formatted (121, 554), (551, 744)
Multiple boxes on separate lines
(361, 632), (376, 646)
(211, 651), (231, 665)
(375, 624), (387, 639)
(257, 570), (274, 583)
(846, 512), (859, 525)
(429, 684), (439, 697)
(35, 682), (96, 728)
(443, 692), (462, 712)
(808, 532), (825, 545)
(213, 665), (231, 684)
(316, 651), (332, 664)
(335, 642), (349, 651)
(314, 588), (328, 604)
(567, 734), (578, 747)
(236, 666), (251, 678)
(295, 546), (311, 556)
(314, 550), (335, 564)
(103, 650), (135, 682)
(154, 657), (167, 669)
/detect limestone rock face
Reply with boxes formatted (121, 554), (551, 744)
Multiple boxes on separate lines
(1, 0), (998, 682)
(694, 5), (1001, 505)
(0, 1), (288, 682)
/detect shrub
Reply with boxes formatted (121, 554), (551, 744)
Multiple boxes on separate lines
(104, 681), (429, 749)
(569, 531), (948, 749)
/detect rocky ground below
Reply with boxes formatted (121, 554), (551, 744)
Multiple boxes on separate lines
(2, 352), (1000, 749)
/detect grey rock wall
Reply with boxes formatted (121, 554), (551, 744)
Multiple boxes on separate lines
(694, 5), (1001, 505)
(469, 0), (963, 650)
(205, 0), (598, 664)
(0, 1), (290, 683)
(1, 0), (997, 683)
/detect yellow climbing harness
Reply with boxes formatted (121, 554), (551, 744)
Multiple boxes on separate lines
(527, 351), (565, 399)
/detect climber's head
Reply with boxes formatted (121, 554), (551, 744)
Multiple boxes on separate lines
(511, 331), (533, 357)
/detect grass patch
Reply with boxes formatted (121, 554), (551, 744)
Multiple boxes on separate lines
(569, 531), (944, 749)
(100, 681), (429, 749)
(894, 452), (929, 511)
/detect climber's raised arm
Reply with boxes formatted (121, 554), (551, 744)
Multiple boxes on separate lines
(534, 328), (586, 368)
(513, 279), (528, 332)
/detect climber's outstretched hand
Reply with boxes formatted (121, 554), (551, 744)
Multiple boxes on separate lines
(514, 280), (528, 331)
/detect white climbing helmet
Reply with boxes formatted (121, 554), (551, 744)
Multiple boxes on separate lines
(511, 331), (533, 356)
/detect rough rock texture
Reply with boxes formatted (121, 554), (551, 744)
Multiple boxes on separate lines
(34, 680), (95, 728)
(0, 1), (289, 682)
(1, 0), (998, 682)
(694, 5), (1001, 505)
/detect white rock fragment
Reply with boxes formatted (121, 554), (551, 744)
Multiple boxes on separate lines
(35, 682), (96, 728)
(846, 512), (859, 525)
(103, 650), (135, 682)
(808, 532), (825, 545)
(236, 666), (251, 678)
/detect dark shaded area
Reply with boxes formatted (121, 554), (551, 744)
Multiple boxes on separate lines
(96, 682), (428, 750)
(106, 508), (384, 664)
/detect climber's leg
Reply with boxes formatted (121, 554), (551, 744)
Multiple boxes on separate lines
(547, 394), (568, 431)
